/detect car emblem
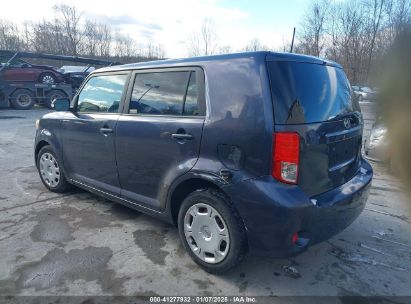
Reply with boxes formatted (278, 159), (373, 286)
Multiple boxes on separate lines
(344, 118), (351, 129)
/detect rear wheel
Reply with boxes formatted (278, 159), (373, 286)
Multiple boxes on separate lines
(37, 146), (70, 193)
(45, 90), (67, 109)
(178, 189), (247, 274)
(10, 89), (36, 110)
(39, 72), (56, 84)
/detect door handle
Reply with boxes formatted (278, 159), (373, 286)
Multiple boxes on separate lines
(99, 127), (113, 135)
(171, 133), (193, 140)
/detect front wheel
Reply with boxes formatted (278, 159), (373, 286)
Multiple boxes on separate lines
(37, 146), (70, 193)
(178, 189), (247, 274)
(45, 90), (67, 109)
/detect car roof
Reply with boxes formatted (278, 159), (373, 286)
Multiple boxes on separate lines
(95, 51), (342, 74)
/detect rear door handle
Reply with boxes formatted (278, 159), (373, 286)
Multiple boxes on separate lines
(171, 133), (193, 140)
(99, 127), (113, 135)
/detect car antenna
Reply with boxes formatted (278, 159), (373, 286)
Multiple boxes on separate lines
(290, 27), (296, 53)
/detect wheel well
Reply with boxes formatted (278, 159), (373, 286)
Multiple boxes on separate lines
(39, 71), (54, 76)
(170, 178), (220, 225)
(47, 89), (67, 97)
(46, 90), (68, 103)
(35, 140), (49, 163)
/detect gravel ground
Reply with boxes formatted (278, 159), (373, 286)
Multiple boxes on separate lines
(0, 104), (410, 297)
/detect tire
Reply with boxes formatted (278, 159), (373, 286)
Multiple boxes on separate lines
(10, 89), (36, 110)
(45, 90), (67, 109)
(178, 189), (247, 274)
(39, 72), (57, 84)
(37, 145), (70, 193)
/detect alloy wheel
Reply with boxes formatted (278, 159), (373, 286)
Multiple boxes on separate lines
(42, 75), (55, 84)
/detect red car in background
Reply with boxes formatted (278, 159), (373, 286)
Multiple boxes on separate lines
(0, 57), (64, 84)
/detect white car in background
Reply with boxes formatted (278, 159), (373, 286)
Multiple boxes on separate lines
(352, 86), (376, 101)
(364, 122), (388, 162)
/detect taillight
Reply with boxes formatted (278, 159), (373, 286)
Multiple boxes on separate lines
(272, 132), (300, 184)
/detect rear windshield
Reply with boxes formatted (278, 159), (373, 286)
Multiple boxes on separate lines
(267, 61), (360, 124)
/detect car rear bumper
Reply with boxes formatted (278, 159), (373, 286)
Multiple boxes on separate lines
(224, 158), (373, 257)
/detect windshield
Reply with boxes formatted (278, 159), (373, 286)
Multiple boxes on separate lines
(267, 61), (360, 124)
(0, 57), (28, 66)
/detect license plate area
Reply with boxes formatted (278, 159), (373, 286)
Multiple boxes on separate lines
(329, 138), (358, 169)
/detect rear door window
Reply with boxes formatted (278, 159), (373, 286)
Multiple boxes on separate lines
(129, 70), (203, 116)
(267, 61), (360, 124)
(183, 72), (200, 116)
(130, 71), (189, 116)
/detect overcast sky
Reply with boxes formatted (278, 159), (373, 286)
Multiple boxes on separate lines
(3, 0), (311, 58)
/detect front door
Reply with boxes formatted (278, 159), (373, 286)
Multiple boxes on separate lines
(116, 68), (206, 210)
(61, 72), (129, 195)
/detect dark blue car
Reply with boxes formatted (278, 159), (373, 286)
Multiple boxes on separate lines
(34, 52), (372, 273)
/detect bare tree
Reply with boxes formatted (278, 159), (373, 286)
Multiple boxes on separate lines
(142, 39), (165, 59)
(84, 21), (112, 57)
(201, 19), (218, 55)
(275, 35), (293, 53)
(0, 19), (24, 51)
(298, 0), (330, 56)
(364, 0), (386, 78)
(324, 5), (339, 61)
(145, 38), (156, 58)
(187, 32), (201, 56)
(218, 45), (233, 54)
(336, 1), (368, 83)
(243, 38), (270, 51)
(83, 21), (98, 56)
(385, 0), (411, 44)
(187, 19), (218, 56)
(53, 4), (84, 56)
(2, 0), (411, 81)
(153, 44), (166, 59)
(114, 31), (138, 58)
(0, 2), (170, 64)
(99, 24), (112, 57)
(31, 19), (71, 55)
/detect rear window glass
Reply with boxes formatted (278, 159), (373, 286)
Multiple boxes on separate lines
(267, 61), (360, 124)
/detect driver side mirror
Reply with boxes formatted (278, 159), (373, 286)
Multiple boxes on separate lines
(52, 98), (71, 111)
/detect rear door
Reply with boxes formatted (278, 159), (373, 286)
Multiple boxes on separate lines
(116, 67), (206, 210)
(267, 60), (363, 197)
(61, 72), (129, 195)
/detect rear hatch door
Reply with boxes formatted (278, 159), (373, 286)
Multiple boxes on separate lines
(267, 58), (363, 197)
